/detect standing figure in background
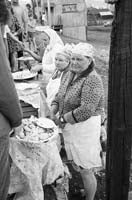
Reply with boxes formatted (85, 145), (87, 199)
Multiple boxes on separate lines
(0, 1), (23, 199)
(12, 0), (28, 60)
(46, 44), (72, 109)
(27, 12), (36, 50)
(6, 1), (23, 71)
(41, 11), (47, 26)
(26, 3), (32, 17)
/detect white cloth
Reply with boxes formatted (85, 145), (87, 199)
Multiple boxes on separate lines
(9, 138), (65, 200)
(3, 25), (10, 39)
(35, 27), (64, 83)
(63, 115), (102, 169)
(39, 89), (50, 118)
(46, 75), (62, 109)
(16, 87), (41, 109)
(35, 27), (64, 49)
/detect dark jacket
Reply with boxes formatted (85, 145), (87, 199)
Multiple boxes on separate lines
(0, 28), (22, 137)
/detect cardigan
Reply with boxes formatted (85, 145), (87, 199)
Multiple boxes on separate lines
(52, 69), (105, 124)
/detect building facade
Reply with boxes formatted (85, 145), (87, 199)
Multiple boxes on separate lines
(44, 0), (87, 41)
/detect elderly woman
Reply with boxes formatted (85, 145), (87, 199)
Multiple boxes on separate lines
(40, 44), (72, 118)
(46, 44), (72, 109)
(50, 43), (105, 200)
(24, 27), (64, 83)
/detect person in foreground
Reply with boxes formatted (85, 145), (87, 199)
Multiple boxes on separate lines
(0, 1), (23, 199)
(50, 43), (105, 200)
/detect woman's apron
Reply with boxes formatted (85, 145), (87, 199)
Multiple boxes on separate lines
(63, 115), (102, 170)
(46, 75), (61, 109)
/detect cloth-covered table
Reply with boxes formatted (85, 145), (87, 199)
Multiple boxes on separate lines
(14, 81), (50, 117)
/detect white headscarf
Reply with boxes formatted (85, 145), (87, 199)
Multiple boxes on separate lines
(35, 26), (64, 77)
(72, 43), (95, 61)
(35, 26), (64, 50)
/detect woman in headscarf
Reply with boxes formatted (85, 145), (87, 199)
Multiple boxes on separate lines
(39, 44), (72, 118)
(46, 44), (72, 109)
(0, 1), (23, 199)
(24, 27), (64, 83)
(50, 43), (105, 200)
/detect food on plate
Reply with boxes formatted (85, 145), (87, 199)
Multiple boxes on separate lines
(12, 70), (37, 80)
(17, 116), (57, 142)
(36, 117), (56, 129)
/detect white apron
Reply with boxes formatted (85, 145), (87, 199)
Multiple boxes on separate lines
(46, 76), (61, 109)
(63, 115), (102, 170)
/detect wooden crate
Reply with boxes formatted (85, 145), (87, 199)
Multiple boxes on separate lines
(20, 100), (38, 118)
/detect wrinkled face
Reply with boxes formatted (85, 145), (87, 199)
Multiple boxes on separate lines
(35, 32), (50, 50)
(55, 53), (69, 72)
(70, 53), (92, 74)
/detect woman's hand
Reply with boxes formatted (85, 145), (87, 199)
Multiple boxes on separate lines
(50, 114), (66, 128)
(30, 64), (42, 73)
(23, 48), (30, 52)
(13, 124), (23, 137)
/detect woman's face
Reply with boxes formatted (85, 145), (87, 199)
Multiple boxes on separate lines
(70, 53), (92, 74)
(55, 53), (69, 72)
(35, 32), (50, 50)
(41, 32), (50, 47)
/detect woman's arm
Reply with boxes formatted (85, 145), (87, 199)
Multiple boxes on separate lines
(24, 48), (42, 62)
(8, 32), (23, 47)
(51, 93), (59, 115)
(64, 75), (104, 124)
(49, 94), (60, 125)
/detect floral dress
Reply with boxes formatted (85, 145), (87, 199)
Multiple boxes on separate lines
(7, 12), (22, 53)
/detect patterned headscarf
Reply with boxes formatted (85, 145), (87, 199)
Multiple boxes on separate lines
(56, 43), (74, 61)
(72, 43), (95, 61)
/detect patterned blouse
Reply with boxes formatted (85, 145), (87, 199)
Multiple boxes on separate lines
(7, 12), (22, 53)
(52, 68), (105, 124)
